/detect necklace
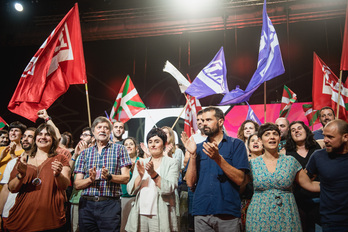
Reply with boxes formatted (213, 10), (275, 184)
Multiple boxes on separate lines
(32, 156), (45, 186)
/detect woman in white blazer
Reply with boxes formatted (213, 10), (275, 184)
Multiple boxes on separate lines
(126, 128), (179, 232)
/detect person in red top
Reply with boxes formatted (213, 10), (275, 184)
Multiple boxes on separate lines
(7, 123), (71, 232)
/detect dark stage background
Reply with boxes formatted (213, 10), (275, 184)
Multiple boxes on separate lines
(0, 0), (347, 143)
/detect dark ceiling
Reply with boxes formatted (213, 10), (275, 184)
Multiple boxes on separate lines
(1, 0), (347, 142)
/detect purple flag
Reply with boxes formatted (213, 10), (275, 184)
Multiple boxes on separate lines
(185, 47), (229, 99)
(219, 0), (285, 105)
(246, 103), (262, 125)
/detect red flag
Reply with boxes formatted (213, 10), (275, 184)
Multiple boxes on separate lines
(312, 53), (348, 121)
(184, 95), (202, 138)
(8, 3), (87, 122)
(0, 117), (7, 130)
(341, 3), (348, 70)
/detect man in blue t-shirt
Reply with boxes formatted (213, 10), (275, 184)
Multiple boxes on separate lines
(313, 106), (335, 140)
(306, 119), (348, 232)
(181, 106), (249, 232)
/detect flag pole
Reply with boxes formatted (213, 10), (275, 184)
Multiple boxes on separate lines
(336, 70), (343, 118)
(264, 82), (267, 123)
(85, 83), (92, 127)
(171, 99), (189, 130)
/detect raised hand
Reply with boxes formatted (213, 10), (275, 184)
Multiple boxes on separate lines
(37, 109), (49, 120)
(136, 161), (145, 177)
(17, 155), (28, 176)
(88, 167), (97, 182)
(145, 160), (155, 176)
(163, 143), (173, 157)
(75, 140), (88, 156)
(140, 143), (151, 158)
(202, 141), (220, 160)
(51, 159), (63, 177)
(101, 166), (109, 180)
(181, 131), (197, 154)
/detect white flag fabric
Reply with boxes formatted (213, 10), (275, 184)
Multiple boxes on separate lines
(163, 61), (191, 93)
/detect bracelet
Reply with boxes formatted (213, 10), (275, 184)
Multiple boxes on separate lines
(151, 173), (159, 180)
(71, 158), (76, 161)
(16, 173), (25, 180)
(45, 116), (52, 122)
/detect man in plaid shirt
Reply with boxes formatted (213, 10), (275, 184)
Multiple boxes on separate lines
(75, 116), (131, 232)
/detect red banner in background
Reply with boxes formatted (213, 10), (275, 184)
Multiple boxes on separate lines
(224, 102), (322, 138)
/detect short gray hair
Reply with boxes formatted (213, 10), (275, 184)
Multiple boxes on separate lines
(91, 116), (113, 133)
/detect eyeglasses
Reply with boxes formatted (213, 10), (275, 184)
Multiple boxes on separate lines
(80, 133), (92, 137)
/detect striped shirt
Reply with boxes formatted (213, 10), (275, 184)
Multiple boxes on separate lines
(74, 142), (131, 197)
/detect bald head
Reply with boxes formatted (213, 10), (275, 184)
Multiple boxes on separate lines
(323, 119), (348, 154)
(325, 119), (348, 135)
(275, 117), (289, 140)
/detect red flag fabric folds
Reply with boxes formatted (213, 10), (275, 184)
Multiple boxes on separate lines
(8, 3), (86, 122)
(184, 95), (202, 138)
(341, 3), (348, 71)
(312, 53), (348, 121)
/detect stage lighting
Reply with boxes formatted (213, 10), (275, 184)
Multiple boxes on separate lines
(14, 2), (24, 12)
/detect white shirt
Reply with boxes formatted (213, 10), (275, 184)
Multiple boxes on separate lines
(138, 166), (160, 216)
(0, 157), (19, 218)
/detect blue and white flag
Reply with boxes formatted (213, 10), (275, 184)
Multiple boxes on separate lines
(185, 47), (229, 99)
(246, 103), (262, 125)
(219, 0), (285, 105)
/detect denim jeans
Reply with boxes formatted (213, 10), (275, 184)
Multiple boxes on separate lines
(79, 197), (121, 232)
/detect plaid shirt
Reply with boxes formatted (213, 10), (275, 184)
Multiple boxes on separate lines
(74, 141), (131, 197)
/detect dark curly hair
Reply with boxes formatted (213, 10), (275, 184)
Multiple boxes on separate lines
(284, 121), (316, 152)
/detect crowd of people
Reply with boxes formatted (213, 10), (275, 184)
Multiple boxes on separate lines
(0, 105), (347, 232)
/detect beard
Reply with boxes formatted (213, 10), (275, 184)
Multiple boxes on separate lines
(326, 142), (345, 154)
(203, 124), (219, 137)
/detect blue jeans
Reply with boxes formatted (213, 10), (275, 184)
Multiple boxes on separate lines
(79, 197), (121, 232)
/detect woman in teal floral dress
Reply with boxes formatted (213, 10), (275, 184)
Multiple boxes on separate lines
(246, 123), (320, 232)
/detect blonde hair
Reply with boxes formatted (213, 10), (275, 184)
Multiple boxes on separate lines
(162, 126), (176, 155)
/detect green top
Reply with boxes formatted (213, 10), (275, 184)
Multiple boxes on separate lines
(121, 156), (139, 198)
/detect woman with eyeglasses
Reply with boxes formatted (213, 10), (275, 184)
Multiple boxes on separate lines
(246, 123), (320, 232)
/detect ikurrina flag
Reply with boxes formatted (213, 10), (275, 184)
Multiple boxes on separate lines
(279, 85), (297, 117)
(8, 3), (86, 122)
(312, 53), (348, 121)
(302, 103), (319, 126)
(110, 76), (146, 123)
(0, 117), (7, 130)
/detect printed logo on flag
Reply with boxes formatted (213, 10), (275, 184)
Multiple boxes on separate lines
(202, 60), (226, 92)
(22, 23), (74, 79)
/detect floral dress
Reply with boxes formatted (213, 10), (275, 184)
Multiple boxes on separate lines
(246, 154), (302, 232)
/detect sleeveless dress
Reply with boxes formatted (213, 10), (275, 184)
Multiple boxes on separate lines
(246, 154), (302, 232)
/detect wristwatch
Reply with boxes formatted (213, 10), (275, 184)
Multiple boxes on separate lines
(107, 173), (112, 181)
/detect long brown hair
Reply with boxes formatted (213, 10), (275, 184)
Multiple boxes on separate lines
(237, 120), (259, 142)
(30, 123), (59, 158)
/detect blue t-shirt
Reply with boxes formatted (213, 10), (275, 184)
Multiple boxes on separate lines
(313, 129), (324, 140)
(306, 148), (348, 226)
(192, 134), (249, 217)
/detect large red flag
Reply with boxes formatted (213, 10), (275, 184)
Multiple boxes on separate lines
(184, 95), (202, 138)
(8, 3), (87, 122)
(312, 53), (348, 121)
(341, 3), (348, 70)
